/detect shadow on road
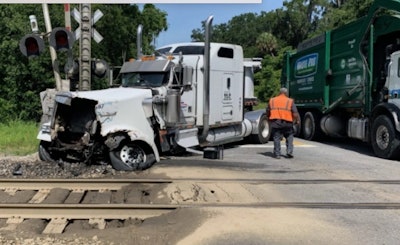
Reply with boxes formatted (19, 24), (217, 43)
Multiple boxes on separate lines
(318, 137), (375, 157)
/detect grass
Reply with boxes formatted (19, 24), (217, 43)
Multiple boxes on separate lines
(0, 121), (39, 156)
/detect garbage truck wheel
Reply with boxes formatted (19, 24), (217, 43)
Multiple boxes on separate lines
(302, 111), (322, 140)
(109, 141), (155, 171)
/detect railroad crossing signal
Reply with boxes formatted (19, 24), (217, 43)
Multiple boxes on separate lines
(49, 27), (75, 51)
(19, 34), (45, 57)
(71, 8), (103, 43)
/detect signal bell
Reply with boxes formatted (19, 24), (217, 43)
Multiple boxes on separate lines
(49, 27), (75, 51)
(19, 34), (44, 57)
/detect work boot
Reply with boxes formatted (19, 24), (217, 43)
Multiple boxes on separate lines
(287, 153), (294, 158)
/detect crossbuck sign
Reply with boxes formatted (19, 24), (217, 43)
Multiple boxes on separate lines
(71, 7), (103, 43)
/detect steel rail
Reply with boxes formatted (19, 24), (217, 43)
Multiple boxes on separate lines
(0, 178), (173, 191)
(0, 203), (177, 219)
(1, 202), (400, 221)
(0, 178), (400, 191)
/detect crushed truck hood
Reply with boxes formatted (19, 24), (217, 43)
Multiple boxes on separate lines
(55, 87), (154, 138)
(57, 87), (152, 104)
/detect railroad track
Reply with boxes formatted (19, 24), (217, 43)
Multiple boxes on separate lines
(1, 178), (400, 234)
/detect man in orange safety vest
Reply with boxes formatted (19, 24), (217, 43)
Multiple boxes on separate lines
(266, 87), (300, 159)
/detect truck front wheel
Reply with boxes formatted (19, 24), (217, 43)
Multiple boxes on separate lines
(38, 141), (57, 163)
(371, 115), (400, 159)
(109, 142), (156, 171)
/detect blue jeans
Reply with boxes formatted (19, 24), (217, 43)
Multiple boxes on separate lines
(272, 126), (294, 156)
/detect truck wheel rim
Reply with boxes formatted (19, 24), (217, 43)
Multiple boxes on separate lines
(120, 145), (145, 165)
(376, 125), (389, 150)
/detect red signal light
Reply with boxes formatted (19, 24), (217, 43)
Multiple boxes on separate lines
(25, 37), (40, 54)
(19, 34), (44, 57)
(55, 30), (68, 48)
(49, 27), (75, 51)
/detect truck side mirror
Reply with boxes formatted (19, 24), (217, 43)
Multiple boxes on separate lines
(183, 66), (193, 89)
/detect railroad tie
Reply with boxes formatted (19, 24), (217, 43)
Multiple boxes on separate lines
(42, 217), (68, 234)
(29, 189), (50, 203)
(0, 217), (24, 231)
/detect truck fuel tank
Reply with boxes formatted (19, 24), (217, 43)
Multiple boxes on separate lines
(320, 114), (345, 138)
(166, 89), (181, 125)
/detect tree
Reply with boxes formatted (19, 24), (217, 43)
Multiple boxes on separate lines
(91, 4), (167, 67)
(256, 32), (279, 57)
(316, 0), (373, 33)
(255, 46), (292, 103)
(275, 0), (328, 48)
(0, 4), (59, 121)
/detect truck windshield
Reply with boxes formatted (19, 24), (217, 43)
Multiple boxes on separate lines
(121, 72), (169, 88)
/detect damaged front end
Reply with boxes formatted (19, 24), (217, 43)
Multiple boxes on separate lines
(38, 92), (108, 165)
(38, 88), (159, 171)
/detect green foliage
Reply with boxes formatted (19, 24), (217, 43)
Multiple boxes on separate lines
(0, 4), (56, 122)
(256, 32), (279, 57)
(0, 120), (38, 155)
(255, 46), (292, 103)
(316, 0), (373, 33)
(90, 4), (167, 66)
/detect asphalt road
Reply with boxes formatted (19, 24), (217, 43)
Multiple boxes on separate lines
(148, 137), (400, 245)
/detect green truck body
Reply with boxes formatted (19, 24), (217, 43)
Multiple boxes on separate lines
(282, 0), (400, 159)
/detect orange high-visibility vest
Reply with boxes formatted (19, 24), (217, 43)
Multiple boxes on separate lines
(269, 94), (294, 122)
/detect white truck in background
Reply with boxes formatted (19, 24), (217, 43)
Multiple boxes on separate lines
(37, 16), (270, 171)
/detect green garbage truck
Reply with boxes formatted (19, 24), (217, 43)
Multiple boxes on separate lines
(282, 0), (400, 159)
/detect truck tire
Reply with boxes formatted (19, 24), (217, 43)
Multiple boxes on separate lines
(302, 111), (321, 140)
(371, 115), (400, 159)
(109, 142), (156, 171)
(250, 114), (270, 144)
(38, 141), (56, 163)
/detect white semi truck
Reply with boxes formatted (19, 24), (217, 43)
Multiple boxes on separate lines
(37, 16), (269, 170)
